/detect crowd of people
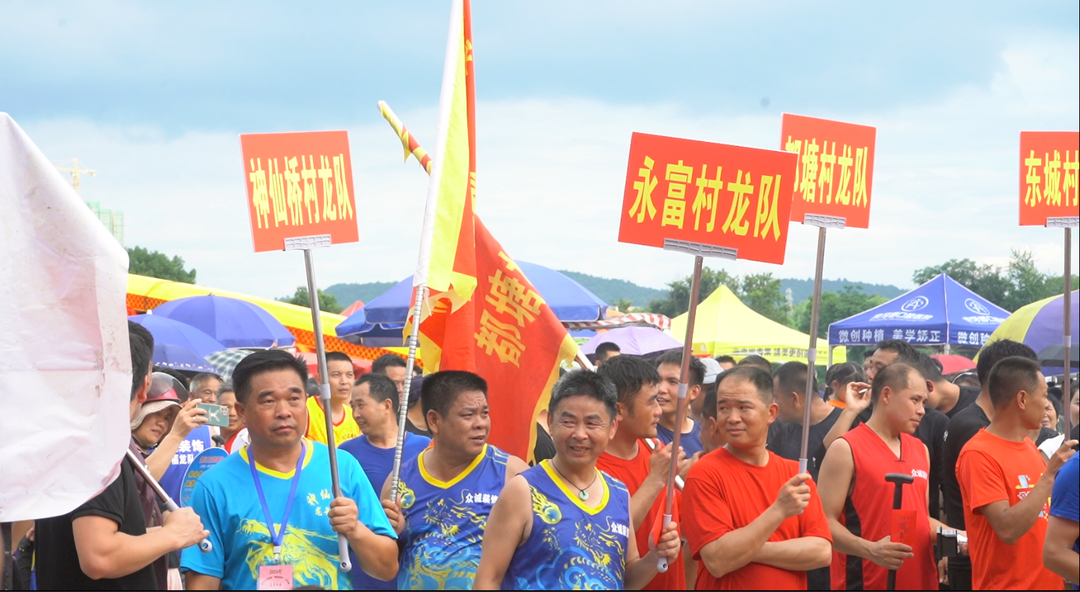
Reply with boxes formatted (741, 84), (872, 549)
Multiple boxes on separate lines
(7, 321), (1079, 590)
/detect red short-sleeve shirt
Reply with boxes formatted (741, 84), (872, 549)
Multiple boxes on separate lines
(683, 448), (832, 590)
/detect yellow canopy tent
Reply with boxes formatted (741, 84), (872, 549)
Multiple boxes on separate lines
(670, 285), (845, 365)
(126, 274), (407, 362)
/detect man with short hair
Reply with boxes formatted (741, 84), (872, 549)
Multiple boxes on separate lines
(306, 351), (361, 446)
(818, 363), (944, 590)
(771, 361), (843, 480)
(957, 356), (1077, 590)
(595, 341), (622, 365)
(683, 366), (832, 590)
(473, 370), (682, 589)
(691, 357), (723, 421)
(738, 354), (773, 372)
(596, 355), (687, 590)
(374, 353), (427, 438)
(655, 350), (706, 456)
(189, 373), (222, 405)
(716, 355), (737, 371)
(35, 321), (208, 590)
(371, 353), (408, 394)
(339, 373), (431, 590)
(943, 339), (1046, 589)
(381, 370), (528, 590)
(914, 356), (979, 418)
(698, 378), (726, 454)
(215, 383), (249, 454)
(182, 350), (398, 590)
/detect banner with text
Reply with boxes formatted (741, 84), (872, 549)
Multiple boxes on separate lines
(780, 113), (876, 228)
(240, 131), (359, 252)
(1018, 131), (1079, 227)
(618, 132), (798, 265)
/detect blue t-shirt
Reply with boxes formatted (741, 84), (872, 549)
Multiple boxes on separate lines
(1050, 454), (1080, 589)
(502, 461), (631, 590)
(655, 419), (703, 457)
(180, 439), (395, 590)
(159, 425), (214, 503)
(338, 432), (430, 590)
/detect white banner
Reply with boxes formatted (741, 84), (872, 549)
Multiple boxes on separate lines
(0, 112), (132, 521)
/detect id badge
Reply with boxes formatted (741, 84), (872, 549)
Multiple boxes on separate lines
(257, 564), (294, 590)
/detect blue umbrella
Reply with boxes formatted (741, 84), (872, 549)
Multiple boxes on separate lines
(129, 314), (228, 358)
(152, 295), (295, 348)
(153, 343), (218, 373)
(335, 261), (608, 340)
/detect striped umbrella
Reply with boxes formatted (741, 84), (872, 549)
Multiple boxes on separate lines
(205, 349), (254, 382)
(982, 290), (1078, 374)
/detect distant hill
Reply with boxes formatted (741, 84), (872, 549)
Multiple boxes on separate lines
(324, 281), (398, 307)
(323, 275), (906, 312)
(780, 278), (905, 304)
(557, 270), (666, 307)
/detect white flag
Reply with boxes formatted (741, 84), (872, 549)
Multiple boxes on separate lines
(0, 113), (132, 521)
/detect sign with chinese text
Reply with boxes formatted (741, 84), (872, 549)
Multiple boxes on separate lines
(240, 131), (359, 252)
(780, 113), (876, 228)
(1019, 131), (1079, 227)
(619, 132), (798, 265)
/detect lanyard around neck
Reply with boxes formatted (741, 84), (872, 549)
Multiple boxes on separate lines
(248, 441), (306, 563)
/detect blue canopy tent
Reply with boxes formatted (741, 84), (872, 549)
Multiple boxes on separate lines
(336, 261), (608, 346)
(828, 274), (1010, 355)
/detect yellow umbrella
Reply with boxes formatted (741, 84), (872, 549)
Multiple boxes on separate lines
(670, 285), (845, 365)
(126, 274), (407, 363)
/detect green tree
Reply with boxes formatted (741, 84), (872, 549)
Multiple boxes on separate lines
(611, 298), (634, 313)
(913, 250), (1077, 312)
(279, 286), (343, 314)
(127, 246), (196, 283)
(740, 273), (789, 325)
(646, 267), (739, 317)
(791, 286), (888, 338)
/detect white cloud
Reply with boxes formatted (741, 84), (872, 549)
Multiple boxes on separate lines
(12, 35), (1078, 303)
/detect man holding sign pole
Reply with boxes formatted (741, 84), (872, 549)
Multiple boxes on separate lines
(181, 350), (398, 590)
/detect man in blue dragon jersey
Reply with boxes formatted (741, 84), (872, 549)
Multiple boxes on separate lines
(473, 370), (682, 590)
(380, 370), (529, 590)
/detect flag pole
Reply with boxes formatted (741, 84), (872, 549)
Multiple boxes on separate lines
(124, 449), (212, 553)
(301, 247), (352, 572)
(799, 226), (828, 475)
(658, 254), (703, 573)
(1063, 226), (1072, 437)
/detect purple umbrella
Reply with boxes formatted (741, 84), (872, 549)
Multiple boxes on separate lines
(581, 326), (682, 358)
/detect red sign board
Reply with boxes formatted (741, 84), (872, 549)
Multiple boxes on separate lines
(618, 132), (798, 265)
(1018, 131), (1079, 226)
(240, 131), (359, 252)
(780, 113), (876, 228)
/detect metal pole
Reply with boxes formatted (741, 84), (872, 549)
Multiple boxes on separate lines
(390, 284), (427, 503)
(302, 249), (352, 572)
(799, 227), (827, 475)
(657, 254), (704, 573)
(125, 449), (212, 552)
(1064, 227), (1072, 437)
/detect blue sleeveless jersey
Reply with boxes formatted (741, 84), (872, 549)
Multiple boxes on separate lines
(502, 461), (631, 590)
(396, 444), (509, 590)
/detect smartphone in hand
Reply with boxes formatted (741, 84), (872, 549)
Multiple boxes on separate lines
(197, 403), (230, 427)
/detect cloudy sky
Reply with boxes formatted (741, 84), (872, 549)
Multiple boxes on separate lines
(3, 0), (1078, 301)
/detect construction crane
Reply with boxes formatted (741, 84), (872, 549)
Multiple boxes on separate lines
(55, 158), (96, 194)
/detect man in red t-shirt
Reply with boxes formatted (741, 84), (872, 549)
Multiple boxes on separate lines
(596, 355), (688, 590)
(683, 366), (832, 590)
(957, 356), (1077, 591)
(818, 363), (946, 590)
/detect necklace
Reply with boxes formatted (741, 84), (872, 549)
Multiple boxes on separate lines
(550, 460), (598, 501)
